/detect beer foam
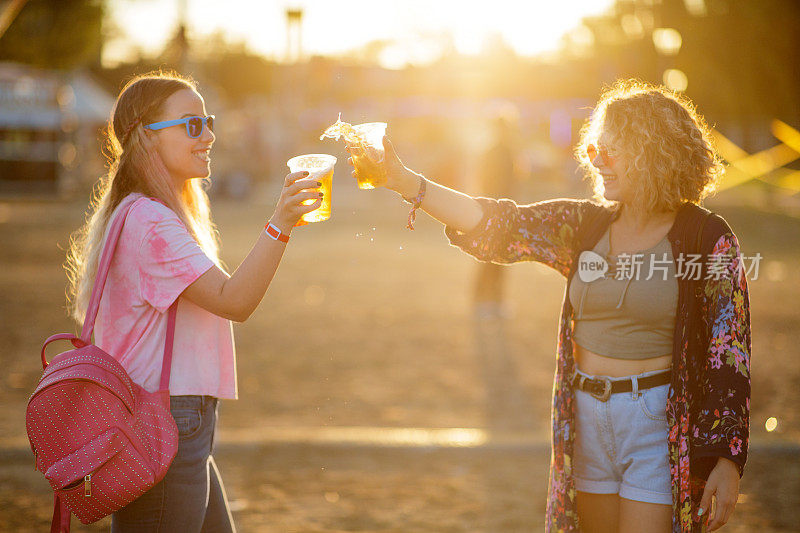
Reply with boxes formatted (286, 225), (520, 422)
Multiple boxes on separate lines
(295, 156), (333, 170)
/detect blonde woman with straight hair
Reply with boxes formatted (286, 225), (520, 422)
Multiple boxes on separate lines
(349, 79), (751, 532)
(65, 71), (322, 531)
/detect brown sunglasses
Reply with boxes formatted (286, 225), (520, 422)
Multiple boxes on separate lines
(586, 143), (617, 167)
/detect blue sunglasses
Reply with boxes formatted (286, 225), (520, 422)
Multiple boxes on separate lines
(144, 115), (215, 138)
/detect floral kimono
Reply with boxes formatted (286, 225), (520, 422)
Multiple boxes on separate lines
(445, 197), (751, 533)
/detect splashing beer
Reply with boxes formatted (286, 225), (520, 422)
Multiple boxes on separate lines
(320, 115), (387, 189)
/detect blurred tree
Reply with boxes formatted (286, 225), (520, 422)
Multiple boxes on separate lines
(576, 0), (800, 209)
(670, 0), (800, 142)
(89, 32), (276, 104)
(203, 53), (273, 104)
(584, 0), (800, 148)
(0, 0), (105, 70)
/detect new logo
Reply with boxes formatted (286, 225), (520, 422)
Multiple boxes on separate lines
(577, 250), (608, 282)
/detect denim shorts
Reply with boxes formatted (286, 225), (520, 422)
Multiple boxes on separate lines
(111, 395), (236, 532)
(573, 367), (672, 505)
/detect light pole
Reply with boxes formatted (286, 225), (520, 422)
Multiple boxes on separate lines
(286, 8), (303, 63)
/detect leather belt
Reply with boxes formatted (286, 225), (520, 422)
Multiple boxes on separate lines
(570, 369), (671, 402)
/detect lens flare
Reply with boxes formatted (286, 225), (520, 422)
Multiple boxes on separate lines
(765, 417), (778, 432)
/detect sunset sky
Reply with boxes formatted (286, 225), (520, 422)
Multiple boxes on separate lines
(106, 0), (616, 66)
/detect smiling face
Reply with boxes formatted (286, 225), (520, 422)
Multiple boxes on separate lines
(148, 88), (214, 184)
(593, 129), (634, 204)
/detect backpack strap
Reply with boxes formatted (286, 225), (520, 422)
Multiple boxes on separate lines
(79, 201), (136, 344)
(76, 198), (178, 392)
(51, 492), (70, 533)
(159, 304), (178, 392)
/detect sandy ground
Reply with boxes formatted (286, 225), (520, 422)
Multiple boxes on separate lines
(1, 184), (798, 531)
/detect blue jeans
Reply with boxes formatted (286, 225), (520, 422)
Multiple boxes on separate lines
(111, 396), (236, 532)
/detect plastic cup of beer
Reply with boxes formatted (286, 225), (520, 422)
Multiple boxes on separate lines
(286, 154), (336, 223)
(348, 122), (387, 189)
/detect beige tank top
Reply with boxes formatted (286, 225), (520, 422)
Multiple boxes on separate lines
(568, 225), (678, 359)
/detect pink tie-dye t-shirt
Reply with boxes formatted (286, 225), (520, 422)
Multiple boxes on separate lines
(94, 192), (237, 399)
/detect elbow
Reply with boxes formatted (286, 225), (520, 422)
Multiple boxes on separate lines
(228, 313), (246, 323)
(228, 307), (252, 323)
(229, 301), (258, 323)
(217, 279), (254, 323)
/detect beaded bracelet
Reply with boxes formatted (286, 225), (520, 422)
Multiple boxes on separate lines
(404, 175), (427, 230)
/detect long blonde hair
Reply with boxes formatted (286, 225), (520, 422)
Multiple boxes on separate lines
(65, 71), (221, 325)
(575, 79), (724, 218)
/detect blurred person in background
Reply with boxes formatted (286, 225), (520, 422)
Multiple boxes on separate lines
(349, 79), (751, 533)
(65, 71), (322, 532)
(473, 111), (520, 321)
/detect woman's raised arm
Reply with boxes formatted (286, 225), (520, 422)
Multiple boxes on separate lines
(181, 171), (322, 322)
(350, 137), (484, 233)
(349, 136), (589, 277)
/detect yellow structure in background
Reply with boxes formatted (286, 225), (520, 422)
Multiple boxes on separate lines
(712, 120), (800, 195)
(768, 120), (800, 192)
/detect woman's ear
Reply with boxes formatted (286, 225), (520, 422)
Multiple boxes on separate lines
(139, 126), (158, 150)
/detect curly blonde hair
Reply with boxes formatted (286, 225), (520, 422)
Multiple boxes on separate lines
(575, 79), (724, 217)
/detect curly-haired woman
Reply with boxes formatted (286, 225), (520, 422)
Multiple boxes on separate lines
(65, 71), (322, 531)
(348, 80), (751, 533)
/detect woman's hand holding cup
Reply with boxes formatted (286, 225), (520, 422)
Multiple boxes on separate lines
(270, 171), (323, 232)
(347, 136), (422, 200)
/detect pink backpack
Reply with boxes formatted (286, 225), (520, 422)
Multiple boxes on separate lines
(26, 199), (179, 532)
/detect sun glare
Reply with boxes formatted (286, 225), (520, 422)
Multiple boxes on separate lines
(107, 0), (616, 66)
(109, 1), (178, 56)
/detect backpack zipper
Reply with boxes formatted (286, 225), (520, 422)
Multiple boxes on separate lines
(84, 474), (92, 497)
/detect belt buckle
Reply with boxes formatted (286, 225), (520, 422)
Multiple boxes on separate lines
(589, 377), (612, 402)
